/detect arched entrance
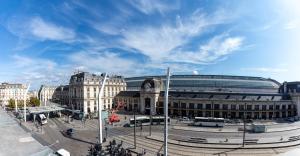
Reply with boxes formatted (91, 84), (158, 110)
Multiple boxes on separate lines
(145, 98), (151, 115)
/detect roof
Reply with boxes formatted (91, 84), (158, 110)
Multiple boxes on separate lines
(116, 91), (140, 97)
(56, 149), (70, 156)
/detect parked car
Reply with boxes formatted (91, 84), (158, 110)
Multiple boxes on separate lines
(66, 128), (74, 136)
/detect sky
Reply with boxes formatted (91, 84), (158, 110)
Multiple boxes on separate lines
(0, 0), (300, 89)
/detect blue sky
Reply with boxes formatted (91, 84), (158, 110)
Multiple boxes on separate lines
(0, 0), (300, 89)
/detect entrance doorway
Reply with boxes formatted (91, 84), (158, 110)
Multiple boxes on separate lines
(145, 98), (151, 115)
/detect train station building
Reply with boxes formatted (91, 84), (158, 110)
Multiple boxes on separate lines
(115, 75), (300, 119)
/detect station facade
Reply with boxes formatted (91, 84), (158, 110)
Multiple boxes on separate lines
(115, 75), (300, 119)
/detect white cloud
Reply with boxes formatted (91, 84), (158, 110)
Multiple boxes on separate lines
(284, 20), (299, 30)
(9, 54), (72, 89)
(128, 0), (178, 15)
(121, 10), (230, 61)
(6, 16), (76, 43)
(68, 51), (142, 76)
(29, 17), (76, 41)
(242, 67), (288, 73)
(169, 34), (244, 64)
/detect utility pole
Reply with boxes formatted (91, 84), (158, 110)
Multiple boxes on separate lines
(134, 107), (137, 149)
(242, 102), (246, 147)
(14, 88), (18, 112)
(98, 73), (108, 145)
(149, 111), (152, 136)
(164, 67), (170, 156)
(24, 84), (30, 122)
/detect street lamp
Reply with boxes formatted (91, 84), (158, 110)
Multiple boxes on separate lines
(14, 87), (18, 112)
(98, 73), (108, 145)
(164, 67), (171, 156)
(24, 83), (30, 122)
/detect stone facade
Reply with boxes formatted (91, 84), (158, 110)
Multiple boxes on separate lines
(38, 85), (57, 105)
(116, 77), (300, 119)
(0, 83), (28, 106)
(69, 72), (126, 114)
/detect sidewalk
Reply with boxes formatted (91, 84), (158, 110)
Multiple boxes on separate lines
(173, 125), (300, 133)
(146, 133), (300, 149)
(0, 108), (54, 156)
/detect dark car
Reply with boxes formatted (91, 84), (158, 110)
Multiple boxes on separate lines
(66, 128), (74, 136)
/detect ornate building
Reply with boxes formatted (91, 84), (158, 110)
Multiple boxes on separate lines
(0, 83), (28, 106)
(38, 85), (57, 105)
(115, 75), (300, 119)
(69, 72), (126, 114)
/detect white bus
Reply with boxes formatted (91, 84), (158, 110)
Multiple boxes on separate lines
(37, 114), (47, 125)
(129, 116), (170, 127)
(193, 117), (225, 127)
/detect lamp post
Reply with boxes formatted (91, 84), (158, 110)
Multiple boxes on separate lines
(98, 73), (108, 145)
(164, 67), (171, 156)
(14, 88), (18, 112)
(134, 107), (136, 149)
(24, 83), (30, 122)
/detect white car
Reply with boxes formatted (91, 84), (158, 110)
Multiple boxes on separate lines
(55, 149), (70, 156)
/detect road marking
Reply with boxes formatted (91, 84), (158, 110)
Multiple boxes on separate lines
(19, 137), (34, 142)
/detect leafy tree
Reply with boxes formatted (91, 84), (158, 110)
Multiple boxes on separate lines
(29, 97), (40, 107)
(7, 99), (15, 109)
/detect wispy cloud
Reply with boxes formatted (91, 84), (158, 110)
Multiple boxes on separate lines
(68, 51), (143, 76)
(121, 10), (231, 61)
(170, 34), (244, 64)
(6, 16), (76, 43)
(242, 67), (288, 73)
(29, 17), (76, 41)
(128, 0), (179, 15)
(284, 20), (299, 30)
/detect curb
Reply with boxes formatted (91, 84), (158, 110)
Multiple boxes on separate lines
(172, 126), (300, 134)
(146, 136), (300, 149)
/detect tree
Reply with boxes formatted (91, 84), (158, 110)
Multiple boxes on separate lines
(7, 99), (15, 109)
(29, 97), (40, 107)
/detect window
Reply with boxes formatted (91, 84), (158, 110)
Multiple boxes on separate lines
(181, 103), (186, 109)
(239, 105), (244, 110)
(262, 105), (267, 110)
(222, 104), (228, 110)
(288, 105), (292, 109)
(214, 104), (219, 110)
(269, 105), (273, 110)
(246, 105), (252, 110)
(282, 105), (286, 110)
(173, 102), (178, 108)
(255, 105), (259, 110)
(189, 103), (194, 109)
(231, 105), (236, 110)
(197, 104), (203, 109)
(206, 104), (211, 109)
(276, 105), (280, 110)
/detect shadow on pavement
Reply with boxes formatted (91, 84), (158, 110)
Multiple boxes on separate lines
(212, 146), (243, 156)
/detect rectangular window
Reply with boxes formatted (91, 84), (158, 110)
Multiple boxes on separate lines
(269, 105), (273, 110)
(206, 104), (211, 109)
(276, 105), (280, 110)
(262, 105), (267, 110)
(231, 105), (236, 110)
(282, 105), (286, 110)
(173, 102), (178, 108)
(181, 103), (186, 109)
(255, 105), (259, 110)
(197, 104), (203, 109)
(239, 105), (244, 110)
(222, 104), (228, 110)
(189, 103), (194, 109)
(214, 104), (219, 110)
(246, 105), (252, 110)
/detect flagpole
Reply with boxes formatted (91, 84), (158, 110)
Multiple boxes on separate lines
(164, 67), (170, 156)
